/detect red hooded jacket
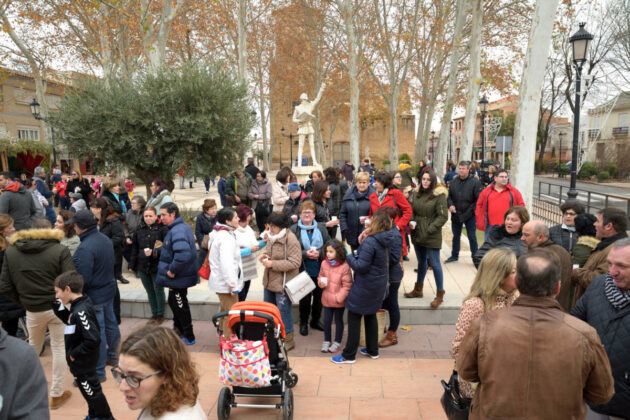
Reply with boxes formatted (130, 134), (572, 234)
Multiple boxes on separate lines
(475, 182), (525, 231)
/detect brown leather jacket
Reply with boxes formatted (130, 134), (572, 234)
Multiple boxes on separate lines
(457, 295), (614, 419)
(261, 230), (302, 293)
(538, 240), (574, 311)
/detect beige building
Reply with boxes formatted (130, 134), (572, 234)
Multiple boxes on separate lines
(586, 92), (630, 173)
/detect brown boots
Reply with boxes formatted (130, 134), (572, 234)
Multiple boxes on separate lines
(284, 331), (295, 351)
(431, 290), (446, 309)
(378, 330), (398, 347)
(404, 283), (424, 298)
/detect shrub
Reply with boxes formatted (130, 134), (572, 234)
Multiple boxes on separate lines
(604, 164), (618, 178)
(598, 171), (610, 181)
(553, 162), (569, 175)
(382, 159), (391, 167)
(579, 162), (598, 179)
(399, 153), (411, 162)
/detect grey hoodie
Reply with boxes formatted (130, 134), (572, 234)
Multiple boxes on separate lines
(0, 182), (38, 230)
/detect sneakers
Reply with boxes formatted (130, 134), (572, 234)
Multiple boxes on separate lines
(321, 341), (330, 352)
(328, 342), (341, 353)
(444, 256), (458, 263)
(359, 348), (379, 359)
(331, 354), (355, 364)
(181, 337), (196, 345)
(50, 390), (72, 410)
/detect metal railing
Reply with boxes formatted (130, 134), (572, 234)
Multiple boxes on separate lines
(533, 180), (630, 226)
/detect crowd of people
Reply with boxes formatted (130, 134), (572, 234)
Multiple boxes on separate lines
(0, 156), (629, 419)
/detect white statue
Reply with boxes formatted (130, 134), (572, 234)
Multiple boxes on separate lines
(292, 83), (325, 167)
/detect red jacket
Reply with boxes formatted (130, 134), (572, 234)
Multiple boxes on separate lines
(475, 182), (525, 231)
(369, 188), (412, 254)
(55, 181), (67, 197)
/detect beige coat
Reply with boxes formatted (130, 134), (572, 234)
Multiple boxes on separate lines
(457, 295), (614, 420)
(262, 230), (302, 293)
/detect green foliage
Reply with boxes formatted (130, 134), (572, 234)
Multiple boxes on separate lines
(0, 138), (52, 157)
(50, 63), (254, 188)
(382, 159), (391, 168)
(598, 171), (610, 181)
(398, 153), (411, 162)
(604, 164), (618, 178)
(535, 160), (546, 173)
(578, 162), (598, 179)
(553, 162), (569, 175)
(498, 113), (516, 137)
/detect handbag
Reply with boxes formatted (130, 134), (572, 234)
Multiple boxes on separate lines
(440, 370), (471, 420)
(284, 271), (316, 304)
(198, 252), (210, 280)
(219, 336), (272, 387)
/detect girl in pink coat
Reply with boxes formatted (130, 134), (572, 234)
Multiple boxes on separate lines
(318, 239), (353, 353)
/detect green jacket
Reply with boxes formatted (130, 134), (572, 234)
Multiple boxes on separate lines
(410, 185), (448, 249)
(400, 167), (415, 189)
(0, 229), (75, 312)
(571, 236), (600, 268)
(225, 172), (253, 199)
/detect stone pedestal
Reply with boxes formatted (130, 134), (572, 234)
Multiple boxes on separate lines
(292, 164), (322, 185)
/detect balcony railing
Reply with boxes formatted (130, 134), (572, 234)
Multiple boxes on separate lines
(612, 126), (629, 136)
(588, 128), (600, 138)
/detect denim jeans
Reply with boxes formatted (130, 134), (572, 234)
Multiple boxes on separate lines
(264, 288), (294, 334)
(413, 244), (444, 291)
(451, 216), (478, 259)
(93, 300), (121, 378)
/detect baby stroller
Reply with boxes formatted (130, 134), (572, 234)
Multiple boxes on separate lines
(212, 301), (298, 420)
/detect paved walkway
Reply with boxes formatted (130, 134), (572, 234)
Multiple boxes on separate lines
(45, 318), (454, 419)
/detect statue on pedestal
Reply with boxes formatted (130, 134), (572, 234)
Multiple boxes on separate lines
(292, 83), (325, 167)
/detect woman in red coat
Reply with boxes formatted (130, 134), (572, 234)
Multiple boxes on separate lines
(369, 171), (412, 255)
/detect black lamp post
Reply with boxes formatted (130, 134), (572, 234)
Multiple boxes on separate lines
(558, 132), (565, 178)
(30, 98), (57, 165)
(281, 127), (296, 167)
(430, 130), (435, 166)
(449, 120), (453, 162)
(567, 23), (593, 201)
(479, 95), (488, 164)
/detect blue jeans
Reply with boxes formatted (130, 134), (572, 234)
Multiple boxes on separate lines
(413, 244), (444, 291)
(93, 300), (121, 378)
(451, 217), (478, 259)
(264, 289), (294, 334)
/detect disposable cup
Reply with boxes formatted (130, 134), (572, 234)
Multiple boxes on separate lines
(410, 221), (417, 229)
(321, 277), (328, 286)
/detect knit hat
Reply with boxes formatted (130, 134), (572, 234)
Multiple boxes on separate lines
(288, 182), (301, 192)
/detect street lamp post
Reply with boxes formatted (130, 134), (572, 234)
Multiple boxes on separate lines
(479, 95), (488, 165)
(568, 23), (593, 201)
(29, 98), (57, 166)
(558, 132), (565, 178)
(281, 127), (295, 167)
(430, 130), (435, 166)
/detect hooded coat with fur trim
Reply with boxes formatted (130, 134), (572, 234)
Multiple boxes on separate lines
(410, 185), (448, 249)
(0, 229), (75, 312)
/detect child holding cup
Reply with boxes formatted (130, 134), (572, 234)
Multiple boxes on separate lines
(318, 239), (353, 353)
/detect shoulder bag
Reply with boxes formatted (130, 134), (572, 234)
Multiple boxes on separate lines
(281, 239), (315, 303)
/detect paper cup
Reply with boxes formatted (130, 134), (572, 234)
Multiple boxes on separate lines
(410, 221), (417, 230)
(331, 216), (338, 221)
(310, 246), (317, 251)
(365, 218), (371, 225)
(291, 214), (298, 222)
(321, 277), (328, 286)
(572, 264), (579, 269)
(144, 248), (152, 256)
(360, 216), (366, 223)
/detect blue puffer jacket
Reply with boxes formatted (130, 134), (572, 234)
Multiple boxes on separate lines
(73, 227), (116, 305)
(571, 274), (630, 417)
(346, 229), (395, 315)
(156, 217), (199, 289)
(339, 185), (375, 247)
(388, 226), (403, 282)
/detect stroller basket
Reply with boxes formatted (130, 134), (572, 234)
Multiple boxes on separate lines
(212, 301), (297, 420)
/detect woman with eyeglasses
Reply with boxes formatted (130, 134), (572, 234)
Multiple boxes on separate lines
(549, 201), (585, 252)
(66, 169), (92, 204)
(114, 325), (206, 419)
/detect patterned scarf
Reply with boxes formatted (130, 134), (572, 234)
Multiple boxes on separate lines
(604, 274), (630, 310)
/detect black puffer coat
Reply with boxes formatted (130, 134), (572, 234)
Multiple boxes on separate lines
(549, 224), (577, 252)
(0, 248), (25, 323)
(571, 275), (630, 418)
(129, 222), (169, 274)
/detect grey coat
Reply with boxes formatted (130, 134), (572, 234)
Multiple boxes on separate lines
(0, 183), (38, 230)
(248, 179), (273, 209)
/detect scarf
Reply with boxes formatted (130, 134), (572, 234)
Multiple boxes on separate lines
(561, 223), (576, 232)
(213, 223), (233, 233)
(604, 273), (630, 310)
(267, 228), (286, 244)
(377, 188), (389, 204)
(326, 258), (340, 267)
(297, 220), (323, 250)
(112, 192), (127, 214)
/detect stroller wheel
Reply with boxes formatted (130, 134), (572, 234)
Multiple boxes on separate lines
(285, 370), (298, 388)
(217, 387), (232, 420)
(282, 388), (294, 420)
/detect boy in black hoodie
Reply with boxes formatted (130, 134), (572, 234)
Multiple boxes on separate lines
(53, 271), (115, 420)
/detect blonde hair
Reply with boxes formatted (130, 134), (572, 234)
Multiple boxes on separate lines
(355, 172), (370, 183)
(0, 215), (14, 251)
(465, 248), (516, 311)
(102, 176), (122, 192)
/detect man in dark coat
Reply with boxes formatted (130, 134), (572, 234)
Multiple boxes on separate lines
(0, 218), (75, 409)
(341, 160), (355, 183)
(71, 210), (120, 381)
(572, 238), (630, 419)
(244, 157), (260, 180)
(521, 220), (574, 312)
(156, 202), (199, 345)
(445, 161), (482, 263)
(0, 171), (38, 231)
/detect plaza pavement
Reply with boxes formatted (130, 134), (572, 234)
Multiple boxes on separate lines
(47, 177), (474, 419)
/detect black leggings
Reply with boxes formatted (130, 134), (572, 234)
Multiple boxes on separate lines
(168, 288), (195, 341)
(323, 307), (344, 343)
(342, 311), (378, 360)
(298, 276), (322, 326)
(75, 371), (114, 419)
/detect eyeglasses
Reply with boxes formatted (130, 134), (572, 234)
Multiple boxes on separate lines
(394, 175), (402, 179)
(301, 211), (314, 215)
(111, 368), (162, 389)
(71, 173), (77, 175)
(565, 212), (578, 216)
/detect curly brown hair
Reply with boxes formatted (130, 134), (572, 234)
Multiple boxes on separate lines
(119, 325), (199, 418)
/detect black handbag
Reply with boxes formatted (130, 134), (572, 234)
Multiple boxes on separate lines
(440, 370), (471, 420)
